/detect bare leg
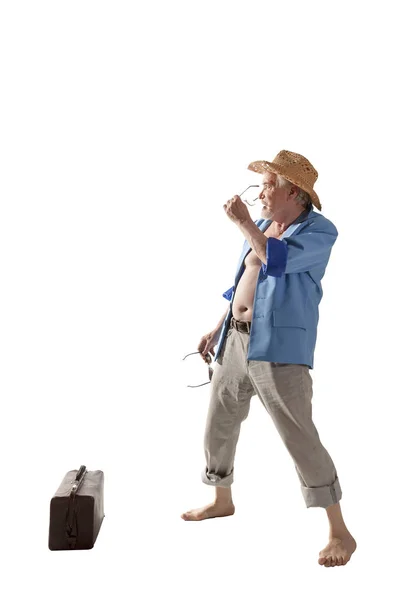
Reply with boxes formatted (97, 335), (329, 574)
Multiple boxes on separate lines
(318, 502), (357, 567)
(181, 486), (235, 521)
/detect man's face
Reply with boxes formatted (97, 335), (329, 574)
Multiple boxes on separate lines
(259, 171), (294, 220)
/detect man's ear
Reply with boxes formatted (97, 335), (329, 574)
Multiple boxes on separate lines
(289, 185), (300, 199)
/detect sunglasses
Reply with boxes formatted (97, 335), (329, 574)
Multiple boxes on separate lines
(182, 351), (214, 388)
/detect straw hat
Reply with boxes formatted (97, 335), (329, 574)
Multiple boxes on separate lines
(247, 150), (322, 211)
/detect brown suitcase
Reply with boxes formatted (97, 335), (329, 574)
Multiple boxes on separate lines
(48, 465), (105, 550)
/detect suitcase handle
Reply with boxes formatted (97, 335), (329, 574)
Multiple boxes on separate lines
(71, 465), (87, 494)
(75, 465), (87, 483)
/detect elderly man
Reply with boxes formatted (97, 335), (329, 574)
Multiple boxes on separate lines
(181, 151), (356, 567)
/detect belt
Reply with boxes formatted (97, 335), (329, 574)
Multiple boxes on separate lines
(230, 317), (251, 334)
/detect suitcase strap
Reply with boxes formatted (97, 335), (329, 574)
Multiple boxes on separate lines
(65, 465), (87, 549)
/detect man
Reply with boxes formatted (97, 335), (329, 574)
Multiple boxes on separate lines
(181, 150), (357, 568)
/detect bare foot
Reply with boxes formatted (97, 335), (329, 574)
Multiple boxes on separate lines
(181, 502), (235, 521)
(318, 534), (357, 567)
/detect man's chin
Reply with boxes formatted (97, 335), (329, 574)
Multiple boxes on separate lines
(261, 206), (272, 218)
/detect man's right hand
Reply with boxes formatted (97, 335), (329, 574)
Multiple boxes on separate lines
(197, 330), (221, 363)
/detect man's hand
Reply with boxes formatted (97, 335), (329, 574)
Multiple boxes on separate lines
(223, 195), (252, 225)
(197, 330), (221, 362)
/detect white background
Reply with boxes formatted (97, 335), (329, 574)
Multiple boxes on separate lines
(1, 0), (399, 597)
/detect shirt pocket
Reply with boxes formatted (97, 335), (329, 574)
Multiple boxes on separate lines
(272, 310), (307, 330)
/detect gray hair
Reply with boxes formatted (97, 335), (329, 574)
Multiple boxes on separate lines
(276, 174), (312, 209)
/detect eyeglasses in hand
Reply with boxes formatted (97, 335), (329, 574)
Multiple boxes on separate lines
(239, 184), (261, 207)
(182, 351), (214, 388)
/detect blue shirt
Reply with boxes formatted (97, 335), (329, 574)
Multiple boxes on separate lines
(215, 206), (338, 369)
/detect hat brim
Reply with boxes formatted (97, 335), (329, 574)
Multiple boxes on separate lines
(248, 160), (322, 211)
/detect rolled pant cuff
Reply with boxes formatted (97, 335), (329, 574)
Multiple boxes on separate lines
(201, 468), (233, 488)
(301, 476), (342, 508)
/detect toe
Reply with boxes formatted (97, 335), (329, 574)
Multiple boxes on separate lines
(318, 556), (327, 565)
(181, 511), (197, 521)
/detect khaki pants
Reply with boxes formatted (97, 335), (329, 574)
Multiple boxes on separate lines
(202, 318), (342, 508)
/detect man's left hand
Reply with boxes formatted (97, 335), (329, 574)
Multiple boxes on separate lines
(223, 195), (252, 225)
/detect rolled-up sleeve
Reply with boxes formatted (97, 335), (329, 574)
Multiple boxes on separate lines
(222, 285), (235, 301)
(261, 223), (338, 276)
(261, 238), (288, 277)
